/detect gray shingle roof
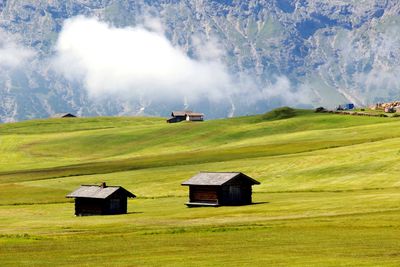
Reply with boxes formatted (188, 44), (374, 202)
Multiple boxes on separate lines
(181, 172), (260, 186)
(66, 185), (136, 199)
(171, 111), (187, 116)
(172, 111), (204, 117)
(186, 112), (204, 117)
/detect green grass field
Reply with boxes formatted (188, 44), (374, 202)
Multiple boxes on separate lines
(0, 109), (400, 266)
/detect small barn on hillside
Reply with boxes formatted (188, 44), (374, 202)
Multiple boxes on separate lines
(66, 183), (136, 216)
(181, 172), (260, 207)
(185, 112), (204, 122)
(52, 113), (77, 118)
(167, 111), (204, 123)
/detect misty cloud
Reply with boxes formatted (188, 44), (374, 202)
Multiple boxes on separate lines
(0, 30), (35, 69)
(361, 24), (400, 102)
(327, 23), (400, 105)
(259, 76), (312, 104)
(53, 16), (233, 101)
(53, 16), (312, 115)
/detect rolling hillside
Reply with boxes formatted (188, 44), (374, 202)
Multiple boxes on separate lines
(0, 110), (400, 266)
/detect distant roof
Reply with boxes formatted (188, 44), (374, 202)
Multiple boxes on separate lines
(52, 113), (76, 118)
(172, 111), (204, 117)
(186, 112), (204, 117)
(66, 185), (136, 199)
(182, 172), (260, 186)
(172, 111), (187, 117)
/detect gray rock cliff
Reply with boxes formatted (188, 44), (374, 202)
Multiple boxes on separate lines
(0, 0), (399, 122)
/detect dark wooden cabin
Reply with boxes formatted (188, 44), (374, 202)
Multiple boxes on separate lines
(66, 182), (136, 216)
(167, 111), (186, 123)
(53, 113), (77, 118)
(181, 172), (260, 207)
(167, 111), (204, 123)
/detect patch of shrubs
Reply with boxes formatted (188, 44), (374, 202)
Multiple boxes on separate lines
(262, 107), (297, 121)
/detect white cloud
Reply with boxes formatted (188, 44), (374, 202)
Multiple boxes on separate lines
(191, 35), (225, 62)
(0, 30), (35, 68)
(53, 16), (312, 115)
(260, 76), (311, 104)
(141, 16), (165, 34)
(53, 16), (232, 101)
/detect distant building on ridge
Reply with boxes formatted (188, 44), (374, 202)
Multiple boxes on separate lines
(336, 103), (354, 111)
(52, 113), (77, 118)
(167, 111), (204, 123)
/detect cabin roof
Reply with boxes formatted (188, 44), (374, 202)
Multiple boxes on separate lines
(186, 112), (204, 116)
(66, 185), (136, 199)
(181, 172), (260, 186)
(52, 113), (76, 118)
(171, 111), (187, 117)
(172, 111), (204, 117)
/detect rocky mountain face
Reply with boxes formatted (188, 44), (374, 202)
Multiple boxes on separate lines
(0, 0), (399, 122)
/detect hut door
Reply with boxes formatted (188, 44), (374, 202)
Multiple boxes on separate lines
(110, 199), (120, 211)
(229, 185), (241, 203)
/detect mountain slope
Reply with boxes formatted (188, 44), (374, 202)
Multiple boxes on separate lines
(0, 0), (399, 122)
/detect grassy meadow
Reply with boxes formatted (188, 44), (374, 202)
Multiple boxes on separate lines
(0, 109), (400, 266)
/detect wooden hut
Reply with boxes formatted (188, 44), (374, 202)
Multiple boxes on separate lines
(66, 182), (136, 216)
(181, 172), (260, 207)
(185, 112), (204, 121)
(52, 113), (77, 118)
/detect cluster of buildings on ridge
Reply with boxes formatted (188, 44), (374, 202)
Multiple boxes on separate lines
(326, 101), (400, 114)
(66, 172), (260, 216)
(370, 101), (400, 113)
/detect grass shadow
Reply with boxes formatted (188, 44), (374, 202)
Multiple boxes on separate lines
(251, 201), (269, 205)
(127, 211), (144, 215)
